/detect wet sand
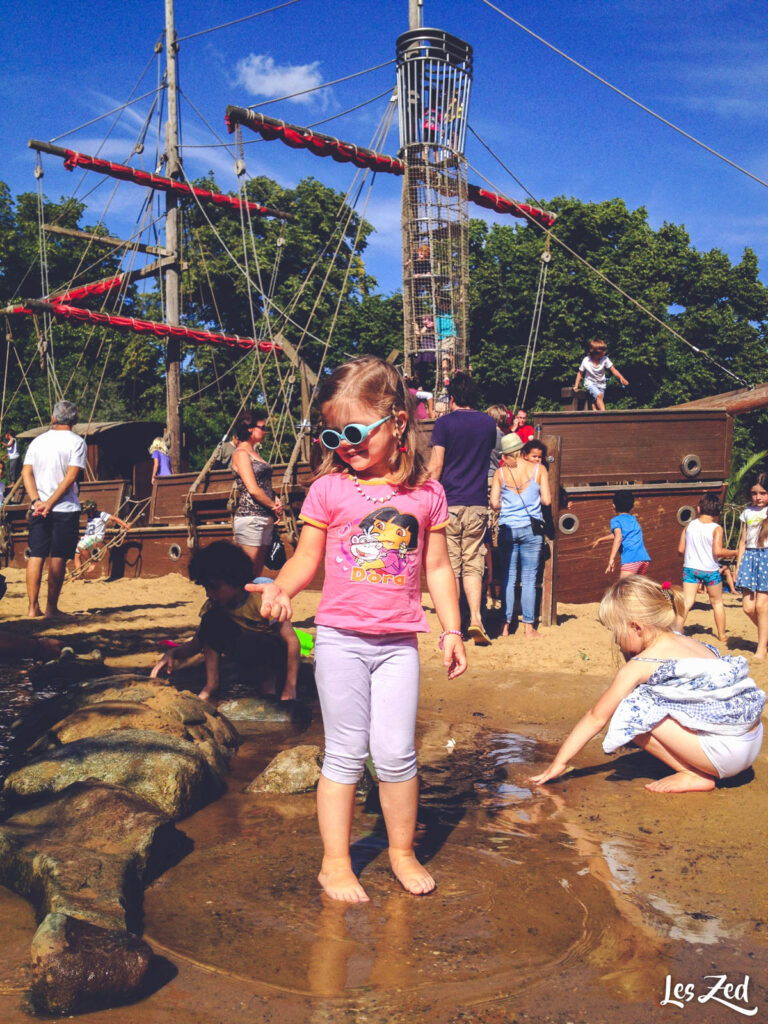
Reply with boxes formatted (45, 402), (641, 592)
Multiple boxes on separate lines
(1, 568), (767, 1023)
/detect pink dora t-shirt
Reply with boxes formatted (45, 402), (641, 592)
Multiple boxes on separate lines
(300, 473), (449, 634)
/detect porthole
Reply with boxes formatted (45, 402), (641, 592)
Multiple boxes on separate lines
(677, 505), (696, 526)
(680, 454), (702, 478)
(168, 543), (182, 561)
(558, 513), (580, 535)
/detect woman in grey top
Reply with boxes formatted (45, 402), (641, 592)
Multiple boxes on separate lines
(231, 409), (283, 575)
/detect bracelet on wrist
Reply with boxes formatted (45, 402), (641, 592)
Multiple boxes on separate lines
(439, 629), (463, 650)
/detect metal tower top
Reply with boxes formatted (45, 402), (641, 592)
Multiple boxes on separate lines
(395, 28), (473, 156)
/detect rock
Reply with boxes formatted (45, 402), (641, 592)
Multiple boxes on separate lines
(246, 744), (322, 793)
(218, 697), (296, 723)
(0, 782), (177, 931)
(4, 728), (222, 818)
(30, 913), (153, 1015)
(0, 783), (181, 1014)
(245, 746), (376, 798)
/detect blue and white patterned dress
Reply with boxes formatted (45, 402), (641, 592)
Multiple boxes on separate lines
(603, 653), (766, 754)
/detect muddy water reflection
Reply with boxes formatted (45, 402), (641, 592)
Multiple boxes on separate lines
(140, 724), (687, 1016)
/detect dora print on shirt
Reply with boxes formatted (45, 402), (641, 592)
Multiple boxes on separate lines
(299, 473), (449, 634)
(348, 507), (418, 580)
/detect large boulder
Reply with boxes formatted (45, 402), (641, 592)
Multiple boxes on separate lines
(35, 698), (237, 779)
(0, 782), (181, 1015)
(4, 728), (222, 818)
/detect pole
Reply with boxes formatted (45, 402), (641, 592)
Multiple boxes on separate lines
(164, 0), (183, 471)
(409, 0), (422, 30)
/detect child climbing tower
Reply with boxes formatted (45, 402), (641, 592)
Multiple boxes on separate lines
(396, 27), (472, 386)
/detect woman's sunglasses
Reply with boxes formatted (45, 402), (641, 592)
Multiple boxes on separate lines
(320, 415), (391, 450)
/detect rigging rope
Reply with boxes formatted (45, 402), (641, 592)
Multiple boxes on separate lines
(514, 235), (551, 413)
(480, 0), (768, 193)
(182, 88), (396, 150)
(463, 153), (751, 389)
(245, 59), (396, 110)
(178, 0), (301, 41)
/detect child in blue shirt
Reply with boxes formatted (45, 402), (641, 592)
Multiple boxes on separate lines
(592, 491), (651, 575)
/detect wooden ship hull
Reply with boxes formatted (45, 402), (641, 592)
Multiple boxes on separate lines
(535, 407), (733, 606)
(0, 408), (742, 622)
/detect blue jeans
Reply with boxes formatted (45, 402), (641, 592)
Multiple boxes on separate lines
(498, 523), (543, 625)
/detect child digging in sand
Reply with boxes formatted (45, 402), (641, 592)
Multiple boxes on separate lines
(151, 540), (299, 702)
(252, 356), (467, 902)
(529, 576), (765, 793)
(678, 493), (736, 642)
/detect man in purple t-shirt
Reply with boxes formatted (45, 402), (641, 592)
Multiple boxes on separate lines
(429, 372), (497, 645)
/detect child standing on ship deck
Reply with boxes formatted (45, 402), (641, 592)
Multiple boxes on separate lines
(734, 472), (768, 660)
(253, 356), (467, 903)
(678, 494), (736, 642)
(574, 339), (628, 411)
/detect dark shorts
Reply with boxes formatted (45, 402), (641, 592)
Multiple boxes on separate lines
(198, 604), (279, 660)
(28, 511), (80, 560)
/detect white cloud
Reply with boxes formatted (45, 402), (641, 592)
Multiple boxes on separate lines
(233, 54), (326, 106)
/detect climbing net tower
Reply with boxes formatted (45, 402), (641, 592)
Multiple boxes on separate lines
(396, 28), (473, 387)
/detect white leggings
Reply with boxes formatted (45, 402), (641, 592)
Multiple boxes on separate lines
(314, 625), (420, 784)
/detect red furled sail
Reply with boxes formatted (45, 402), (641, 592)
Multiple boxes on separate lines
(8, 300), (281, 354)
(225, 108), (556, 228)
(226, 107), (405, 175)
(27, 140), (291, 220)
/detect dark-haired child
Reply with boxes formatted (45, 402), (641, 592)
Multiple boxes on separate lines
(592, 491), (650, 576)
(151, 540), (299, 702)
(678, 493), (736, 642)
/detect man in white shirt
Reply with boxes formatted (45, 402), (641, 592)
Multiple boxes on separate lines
(22, 400), (87, 618)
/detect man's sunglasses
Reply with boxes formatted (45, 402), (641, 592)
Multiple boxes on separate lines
(320, 415), (391, 450)
(254, 424), (269, 433)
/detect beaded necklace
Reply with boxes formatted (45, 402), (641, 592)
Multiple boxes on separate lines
(351, 473), (398, 504)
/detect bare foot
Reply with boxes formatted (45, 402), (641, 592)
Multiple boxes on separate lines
(717, 634), (727, 643)
(754, 652), (767, 662)
(27, 605), (43, 619)
(500, 622), (511, 638)
(197, 686), (218, 703)
(43, 609), (78, 621)
(523, 626), (540, 640)
(645, 771), (715, 794)
(318, 858), (369, 902)
(389, 850), (435, 895)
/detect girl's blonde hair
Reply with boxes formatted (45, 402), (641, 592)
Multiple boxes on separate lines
(485, 404), (510, 432)
(598, 575), (683, 643)
(149, 437), (168, 456)
(313, 356), (427, 488)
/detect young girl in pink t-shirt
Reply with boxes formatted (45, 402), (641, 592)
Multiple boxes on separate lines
(253, 356), (466, 903)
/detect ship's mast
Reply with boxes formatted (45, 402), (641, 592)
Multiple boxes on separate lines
(164, 0), (183, 471)
(396, 11), (473, 387)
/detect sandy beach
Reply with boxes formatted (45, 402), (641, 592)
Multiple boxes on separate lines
(1, 567), (767, 1023)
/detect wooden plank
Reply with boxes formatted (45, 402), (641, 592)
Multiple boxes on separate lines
(533, 409), (731, 484)
(553, 484), (721, 603)
(43, 223), (168, 256)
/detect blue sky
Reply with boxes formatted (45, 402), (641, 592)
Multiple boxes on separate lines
(3, 0), (768, 299)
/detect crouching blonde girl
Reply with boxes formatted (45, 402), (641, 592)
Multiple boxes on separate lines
(529, 576), (765, 793)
